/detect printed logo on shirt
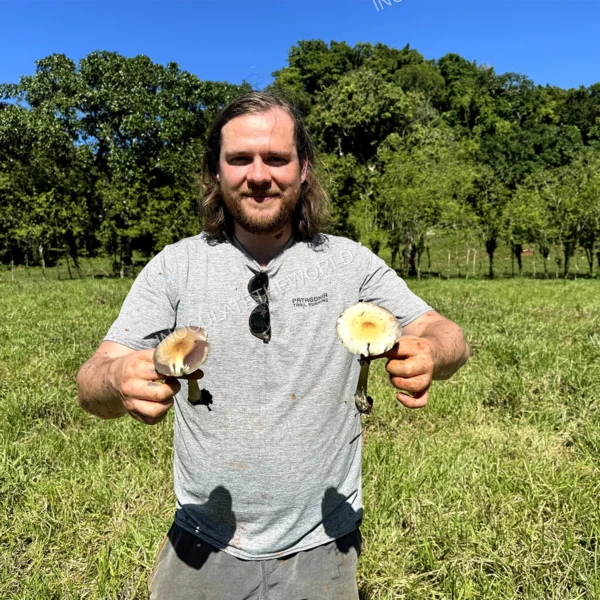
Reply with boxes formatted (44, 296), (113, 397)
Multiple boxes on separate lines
(292, 293), (329, 308)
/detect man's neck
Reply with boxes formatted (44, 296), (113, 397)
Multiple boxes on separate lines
(233, 222), (293, 269)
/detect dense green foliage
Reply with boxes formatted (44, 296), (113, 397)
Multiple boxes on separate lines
(1, 42), (600, 278)
(2, 276), (600, 598)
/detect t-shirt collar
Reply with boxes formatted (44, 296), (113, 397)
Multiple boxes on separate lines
(231, 232), (297, 276)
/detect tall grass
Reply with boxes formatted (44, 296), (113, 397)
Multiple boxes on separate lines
(1, 277), (600, 598)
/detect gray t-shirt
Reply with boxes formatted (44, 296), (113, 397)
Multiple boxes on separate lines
(104, 232), (433, 560)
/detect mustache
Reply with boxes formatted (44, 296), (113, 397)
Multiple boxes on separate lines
(240, 190), (281, 197)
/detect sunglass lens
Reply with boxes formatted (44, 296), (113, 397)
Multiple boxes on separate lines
(249, 303), (271, 341)
(248, 272), (269, 303)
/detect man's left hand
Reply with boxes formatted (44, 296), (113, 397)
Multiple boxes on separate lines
(372, 336), (435, 409)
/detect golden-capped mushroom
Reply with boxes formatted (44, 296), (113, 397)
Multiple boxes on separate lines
(336, 302), (402, 414)
(153, 326), (210, 403)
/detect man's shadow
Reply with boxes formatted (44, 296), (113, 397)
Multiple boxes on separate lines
(321, 487), (372, 599)
(170, 485), (236, 571)
(321, 486), (363, 555)
(167, 484), (372, 598)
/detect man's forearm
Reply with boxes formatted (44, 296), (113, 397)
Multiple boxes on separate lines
(420, 321), (470, 380)
(76, 355), (127, 419)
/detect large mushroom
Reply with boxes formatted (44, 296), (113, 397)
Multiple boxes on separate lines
(153, 326), (210, 403)
(336, 302), (402, 414)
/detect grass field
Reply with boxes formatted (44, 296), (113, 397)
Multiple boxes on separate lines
(2, 276), (600, 599)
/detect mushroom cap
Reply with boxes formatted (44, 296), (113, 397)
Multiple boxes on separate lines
(153, 326), (210, 377)
(336, 302), (402, 357)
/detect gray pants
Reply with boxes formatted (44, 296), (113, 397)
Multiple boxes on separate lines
(148, 522), (362, 600)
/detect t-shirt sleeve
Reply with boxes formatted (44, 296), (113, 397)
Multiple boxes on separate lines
(358, 245), (434, 327)
(103, 247), (178, 350)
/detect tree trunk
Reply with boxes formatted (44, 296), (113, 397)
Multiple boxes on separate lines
(65, 229), (80, 269)
(486, 239), (497, 279)
(426, 246), (431, 274)
(584, 244), (594, 276)
(408, 244), (418, 277)
(39, 244), (46, 281)
(11, 257), (14, 282)
(391, 247), (398, 269)
(514, 243), (523, 276)
(118, 236), (133, 279)
(563, 243), (575, 278)
(541, 247), (550, 278)
(401, 244), (411, 279)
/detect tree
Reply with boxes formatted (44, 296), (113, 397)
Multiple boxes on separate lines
(377, 129), (474, 278)
(1, 51), (249, 271)
(307, 68), (427, 162)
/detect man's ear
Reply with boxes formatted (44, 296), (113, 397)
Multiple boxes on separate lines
(216, 172), (220, 182)
(300, 160), (308, 184)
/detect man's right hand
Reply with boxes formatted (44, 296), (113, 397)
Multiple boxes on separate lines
(77, 341), (203, 424)
(110, 349), (181, 425)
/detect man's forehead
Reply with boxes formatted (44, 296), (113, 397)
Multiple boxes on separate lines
(221, 108), (296, 149)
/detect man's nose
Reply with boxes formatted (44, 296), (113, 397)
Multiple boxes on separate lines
(247, 158), (271, 185)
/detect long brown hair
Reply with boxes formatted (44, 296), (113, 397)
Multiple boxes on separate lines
(201, 91), (331, 243)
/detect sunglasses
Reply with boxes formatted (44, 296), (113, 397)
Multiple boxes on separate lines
(248, 271), (271, 343)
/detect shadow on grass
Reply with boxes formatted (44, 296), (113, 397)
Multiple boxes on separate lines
(359, 587), (371, 600)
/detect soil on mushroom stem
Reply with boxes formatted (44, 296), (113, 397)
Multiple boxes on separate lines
(2, 277), (600, 599)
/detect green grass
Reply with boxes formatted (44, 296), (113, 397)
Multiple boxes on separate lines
(2, 277), (600, 598)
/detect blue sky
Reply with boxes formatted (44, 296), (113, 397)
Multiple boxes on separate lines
(1, 0), (598, 90)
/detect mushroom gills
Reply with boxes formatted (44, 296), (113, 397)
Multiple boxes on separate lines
(336, 302), (402, 414)
(153, 326), (210, 403)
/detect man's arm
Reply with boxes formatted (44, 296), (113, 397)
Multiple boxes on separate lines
(401, 310), (470, 380)
(76, 341), (182, 424)
(375, 310), (470, 409)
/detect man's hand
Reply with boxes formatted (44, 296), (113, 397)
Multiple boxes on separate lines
(110, 350), (202, 425)
(372, 336), (435, 409)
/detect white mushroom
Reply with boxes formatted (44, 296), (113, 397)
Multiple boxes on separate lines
(153, 326), (210, 403)
(336, 302), (402, 414)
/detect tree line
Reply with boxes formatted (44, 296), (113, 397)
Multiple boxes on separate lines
(1, 42), (599, 278)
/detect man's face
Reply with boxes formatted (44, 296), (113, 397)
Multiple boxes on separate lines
(217, 107), (307, 236)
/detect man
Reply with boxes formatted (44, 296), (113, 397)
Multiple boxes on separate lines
(76, 91), (469, 599)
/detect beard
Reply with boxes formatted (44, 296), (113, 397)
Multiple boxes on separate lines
(220, 182), (302, 236)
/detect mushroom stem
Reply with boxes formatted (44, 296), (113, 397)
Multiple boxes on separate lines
(354, 357), (373, 414)
(336, 302), (402, 416)
(188, 379), (201, 403)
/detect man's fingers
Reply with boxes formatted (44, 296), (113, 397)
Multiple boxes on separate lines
(396, 389), (428, 409)
(385, 357), (425, 379)
(122, 377), (181, 402)
(122, 349), (164, 381)
(390, 375), (430, 394)
(127, 398), (174, 425)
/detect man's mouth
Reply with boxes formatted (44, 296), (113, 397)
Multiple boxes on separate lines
(244, 194), (279, 202)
